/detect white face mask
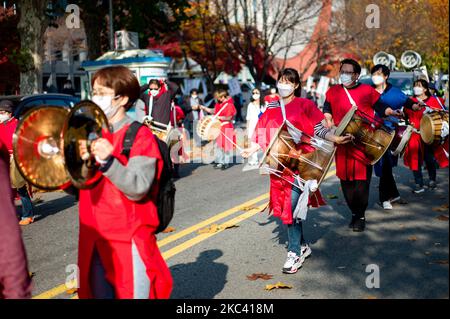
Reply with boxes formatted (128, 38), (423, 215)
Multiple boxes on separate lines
(92, 95), (120, 119)
(413, 86), (424, 96)
(150, 89), (160, 97)
(270, 88), (277, 94)
(340, 73), (354, 86)
(0, 113), (10, 123)
(252, 94), (260, 100)
(191, 94), (198, 99)
(372, 75), (385, 86)
(277, 83), (295, 98)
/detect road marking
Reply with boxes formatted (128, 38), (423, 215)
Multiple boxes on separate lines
(33, 166), (336, 299)
(157, 193), (269, 248)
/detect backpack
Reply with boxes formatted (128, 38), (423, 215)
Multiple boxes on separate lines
(122, 121), (176, 234)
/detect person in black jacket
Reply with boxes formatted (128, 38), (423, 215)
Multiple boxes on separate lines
(136, 79), (178, 125)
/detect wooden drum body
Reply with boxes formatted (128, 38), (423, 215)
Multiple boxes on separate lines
(420, 111), (449, 145)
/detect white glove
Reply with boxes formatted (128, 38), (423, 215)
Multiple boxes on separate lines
(423, 106), (433, 114)
(142, 115), (153, 123)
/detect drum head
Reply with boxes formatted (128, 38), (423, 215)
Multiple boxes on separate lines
(392, 125), (413, 156)
(335, 106), (357, 136)
(420, 113), (435, 144)
(63, 100), (110, 189)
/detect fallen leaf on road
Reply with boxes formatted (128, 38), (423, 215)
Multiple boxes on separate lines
(424, 251), (431, 256)
(434, 242), (441, 246)
(408, 236), (417, 241)
(29, 272), (35, 278)
(242, 205), (258, 211)
(337, 266), (346, 270)
(247, 273), (273, 281)
(326, 194), (338, 199)
(432, 205), (449, 212)
(66, 288), (78, 295)
(197, 223), (239, 234)
(161, 227), (176, 233)
(429, 260), (448, 265)
(436, 215), (449, 221)
(265, 282), (292, 290)
(364, 296), (377, 299)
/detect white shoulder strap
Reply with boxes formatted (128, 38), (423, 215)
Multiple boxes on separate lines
(212, 102), (229, 119)
(148, 95), (154, 116)
(343, 86), (357, 109)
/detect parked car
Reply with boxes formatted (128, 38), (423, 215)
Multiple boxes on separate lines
(359, 71), (414, 96)
(0, 93), (80, 119)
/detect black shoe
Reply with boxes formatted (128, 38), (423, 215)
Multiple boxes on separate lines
(353, 218), (366, 232)
(348, 215), (357, 228)
(220, 164), (230, 170)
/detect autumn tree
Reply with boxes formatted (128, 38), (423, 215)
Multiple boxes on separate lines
(342, 0), (449, 73)
(212, 0), (322, 85)
(0, 5), (20, 94)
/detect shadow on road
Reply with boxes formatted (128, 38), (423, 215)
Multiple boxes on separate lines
(170, 249), (228, 299)
(257, 164), (448, 298)
(21, 194), (77, 222)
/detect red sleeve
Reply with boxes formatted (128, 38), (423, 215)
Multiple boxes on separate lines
(370, 86), (381, 106)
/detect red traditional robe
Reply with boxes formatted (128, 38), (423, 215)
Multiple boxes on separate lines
(0, 117), (18, 156)
(253, 97), (326, 225)
(214, 97), (237, 152)
(325, 84), (381, 181)
(77, 124), (172, 299)
(403, 96), (449, 170)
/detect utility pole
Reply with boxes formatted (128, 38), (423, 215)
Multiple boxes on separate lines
(109, 0), (114, 50)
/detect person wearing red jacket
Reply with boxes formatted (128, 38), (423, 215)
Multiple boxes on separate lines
(201, 89), (237, 170)
(77, 66), (172, 299)
(322, 59), (400, 232)
(241, 68), (351, 274)
(0, 139), (32, 299)
(0, 100), (35, 226)
(404, 79), (449, 194)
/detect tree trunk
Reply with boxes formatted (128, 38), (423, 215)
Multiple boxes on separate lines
(83, 12), (103, 60)
(17, 0), (48, 94)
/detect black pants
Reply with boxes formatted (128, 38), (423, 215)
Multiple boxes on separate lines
(379, 155), (400, 202)
(340, 166), (372, 219)
(413, 144), (437, 186)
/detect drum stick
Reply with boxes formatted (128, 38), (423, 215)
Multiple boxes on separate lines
(219, 131), (244, 152)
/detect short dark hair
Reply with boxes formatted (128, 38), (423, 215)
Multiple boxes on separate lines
(371, 64), (390, 78)
(277, 68), (302, 97)
(91, 66), (140, 110)
(340, 59), (361, 75)
(190, 88), (198, 95)
(148, 79), (161, 88)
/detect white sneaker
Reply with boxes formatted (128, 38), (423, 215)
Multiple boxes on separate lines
(300, 244), (312, 261)
(282, 251), (302, 274)
(382, 201), (393, 210)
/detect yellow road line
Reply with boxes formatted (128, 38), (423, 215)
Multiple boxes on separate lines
(157, 193), (269, 248)
(33, 166), (336, 299)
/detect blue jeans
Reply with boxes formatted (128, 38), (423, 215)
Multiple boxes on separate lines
(287, 179), (305, 255)
(17, 185), (34, 219)
(215, 147), (232, 164)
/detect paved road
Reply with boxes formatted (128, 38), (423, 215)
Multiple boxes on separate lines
(19, 157), (448, 299)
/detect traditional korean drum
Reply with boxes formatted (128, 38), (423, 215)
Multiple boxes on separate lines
(390, 124), (413, 156)
(260, 122), (336, 187)
(196, 115), (222, 141)
(420, 111), (449, 145)
(335, 107), (395, 165)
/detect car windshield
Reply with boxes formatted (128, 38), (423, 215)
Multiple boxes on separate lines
(359, 74), (414, 96)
